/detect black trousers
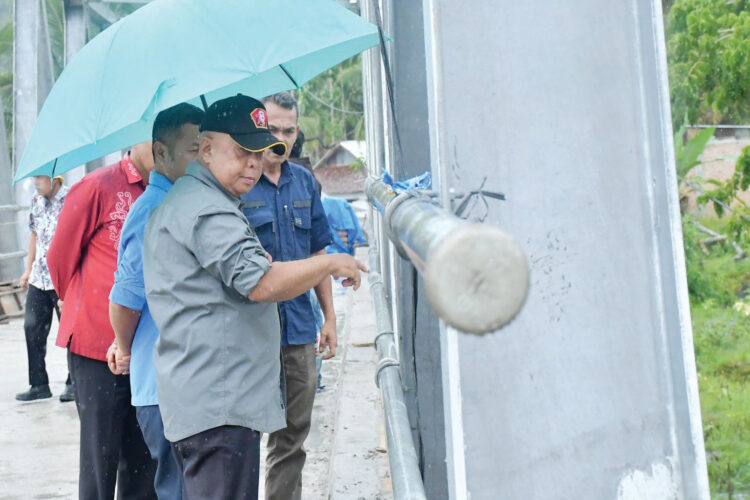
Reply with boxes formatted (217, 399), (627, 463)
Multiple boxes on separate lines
(23, 284), (61, 386)
(68, 351), (156, 500)
(172, 425), (261, 500)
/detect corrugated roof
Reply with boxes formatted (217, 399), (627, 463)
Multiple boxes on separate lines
(315, 165), (367, 195)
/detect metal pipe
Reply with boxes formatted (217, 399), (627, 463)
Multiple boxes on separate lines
(0, 205), (23, 213)
(368, 246), (427, 500)
(366, 177), (530, 334)
(0, 251), (27, 261)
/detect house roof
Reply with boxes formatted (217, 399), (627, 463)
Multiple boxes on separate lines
(315, 165), (367, 195)
(313, 140), (367, 170)
(339, 140), (366, 159)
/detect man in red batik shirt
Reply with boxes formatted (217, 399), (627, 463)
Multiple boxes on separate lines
(47, 142), (158, 500)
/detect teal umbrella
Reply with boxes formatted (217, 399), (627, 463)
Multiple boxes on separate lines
(14, 0), (380, 182)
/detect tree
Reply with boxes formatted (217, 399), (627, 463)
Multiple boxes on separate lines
(296, 55), (365, 163)
(665, 0), (750, 126)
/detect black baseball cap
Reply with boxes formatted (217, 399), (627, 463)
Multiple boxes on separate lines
(199, 94), (287, 156)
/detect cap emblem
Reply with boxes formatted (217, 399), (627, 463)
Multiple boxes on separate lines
(250, 108), (268, 129)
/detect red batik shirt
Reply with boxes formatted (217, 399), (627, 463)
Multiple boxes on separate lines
(48, 155), (145, 361)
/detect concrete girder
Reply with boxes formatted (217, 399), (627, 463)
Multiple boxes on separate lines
(9, 0), (55, 280)
(62, 0), (89, 186)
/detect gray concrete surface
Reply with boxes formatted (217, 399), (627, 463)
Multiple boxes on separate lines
(0, 249), (391, 499)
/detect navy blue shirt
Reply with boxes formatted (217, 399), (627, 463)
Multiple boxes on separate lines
(241, 161), (332, 345)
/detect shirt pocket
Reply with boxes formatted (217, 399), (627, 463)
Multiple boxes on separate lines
(242, 204), (276, 256)
(291, 199), (312, 257)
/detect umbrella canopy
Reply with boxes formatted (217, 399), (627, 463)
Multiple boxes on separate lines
(13, 0), (380, 183)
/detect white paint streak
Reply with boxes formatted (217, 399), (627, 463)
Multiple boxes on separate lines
(617, 462), (679, 500)
(442, 323), (468, 500)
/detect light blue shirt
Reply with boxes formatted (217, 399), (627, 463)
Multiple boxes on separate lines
(321, 196), (366, 255)
(110, 171), (173, 407)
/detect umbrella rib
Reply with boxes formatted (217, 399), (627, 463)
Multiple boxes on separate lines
(279, 64), (300, 89)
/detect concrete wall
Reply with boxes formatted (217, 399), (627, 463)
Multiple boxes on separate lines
(365, 0), (710, 498)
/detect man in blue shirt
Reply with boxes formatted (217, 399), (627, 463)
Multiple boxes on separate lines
(107, 103), (203, 500)
(321, 196), (367, 255)
(241, 92), (334, 500)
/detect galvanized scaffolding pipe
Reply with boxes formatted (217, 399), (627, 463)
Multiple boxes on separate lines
(366, 177), (530, 334)
(368, 246), (427, 500)
(0, 250), (26, 262)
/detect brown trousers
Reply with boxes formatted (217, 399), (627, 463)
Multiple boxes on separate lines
(265, 343), (317, 500)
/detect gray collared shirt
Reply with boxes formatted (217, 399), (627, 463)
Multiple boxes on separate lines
(143, 162), (285, 442)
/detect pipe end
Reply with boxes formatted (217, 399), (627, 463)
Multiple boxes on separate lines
(424, 223), (529, 334)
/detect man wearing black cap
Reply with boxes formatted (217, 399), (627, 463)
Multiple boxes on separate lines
(142, 94), (366, 499)
(242, 91), (336, 500)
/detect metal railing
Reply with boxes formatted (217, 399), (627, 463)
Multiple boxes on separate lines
(0, 205), (26, 263)
(0, 250), (26, 262)
(368, 244), (427, 500)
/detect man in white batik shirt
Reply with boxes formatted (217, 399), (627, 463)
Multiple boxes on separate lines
(16, 175), (73, 402)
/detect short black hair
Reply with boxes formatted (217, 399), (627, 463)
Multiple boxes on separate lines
(152, 103), (204, 148)
(262, 91), (299, 117)
(290, 129), (305, 158)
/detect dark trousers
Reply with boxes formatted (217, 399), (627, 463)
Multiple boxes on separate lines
(266, 343), (317, 500)
(136, 405), (183, 500)
(172, 425), (261, 500)
(23, 284), (65, 386)
(68, 351), (156, 500)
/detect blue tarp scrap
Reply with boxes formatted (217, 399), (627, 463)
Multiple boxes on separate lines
(372, 171), (432, 214)
(382, 170), (432, 192)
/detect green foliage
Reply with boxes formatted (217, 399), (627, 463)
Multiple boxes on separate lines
(666, 0), (750, 126)
(45, 0), (65, 79)
(684, 216), (750, 495)
(683, 216), (750, 304)
(691, 302), (750, 495)
(297, 55), (364, 163)
(675, 125), (715, 177)
(0, 21), (11, 144)
(697, 146), (750, 241)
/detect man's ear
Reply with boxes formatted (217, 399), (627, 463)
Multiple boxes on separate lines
(198, 135), (212, 164)
(153, 140), (168, 167)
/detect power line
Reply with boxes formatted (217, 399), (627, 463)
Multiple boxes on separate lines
(301, 88), (364, 115)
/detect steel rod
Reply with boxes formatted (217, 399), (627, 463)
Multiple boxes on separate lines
(0, 251), (26, 262)
(365, 176), (530, 334)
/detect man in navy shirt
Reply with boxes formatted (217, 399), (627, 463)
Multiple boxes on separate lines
(241, 92), (334, 500)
